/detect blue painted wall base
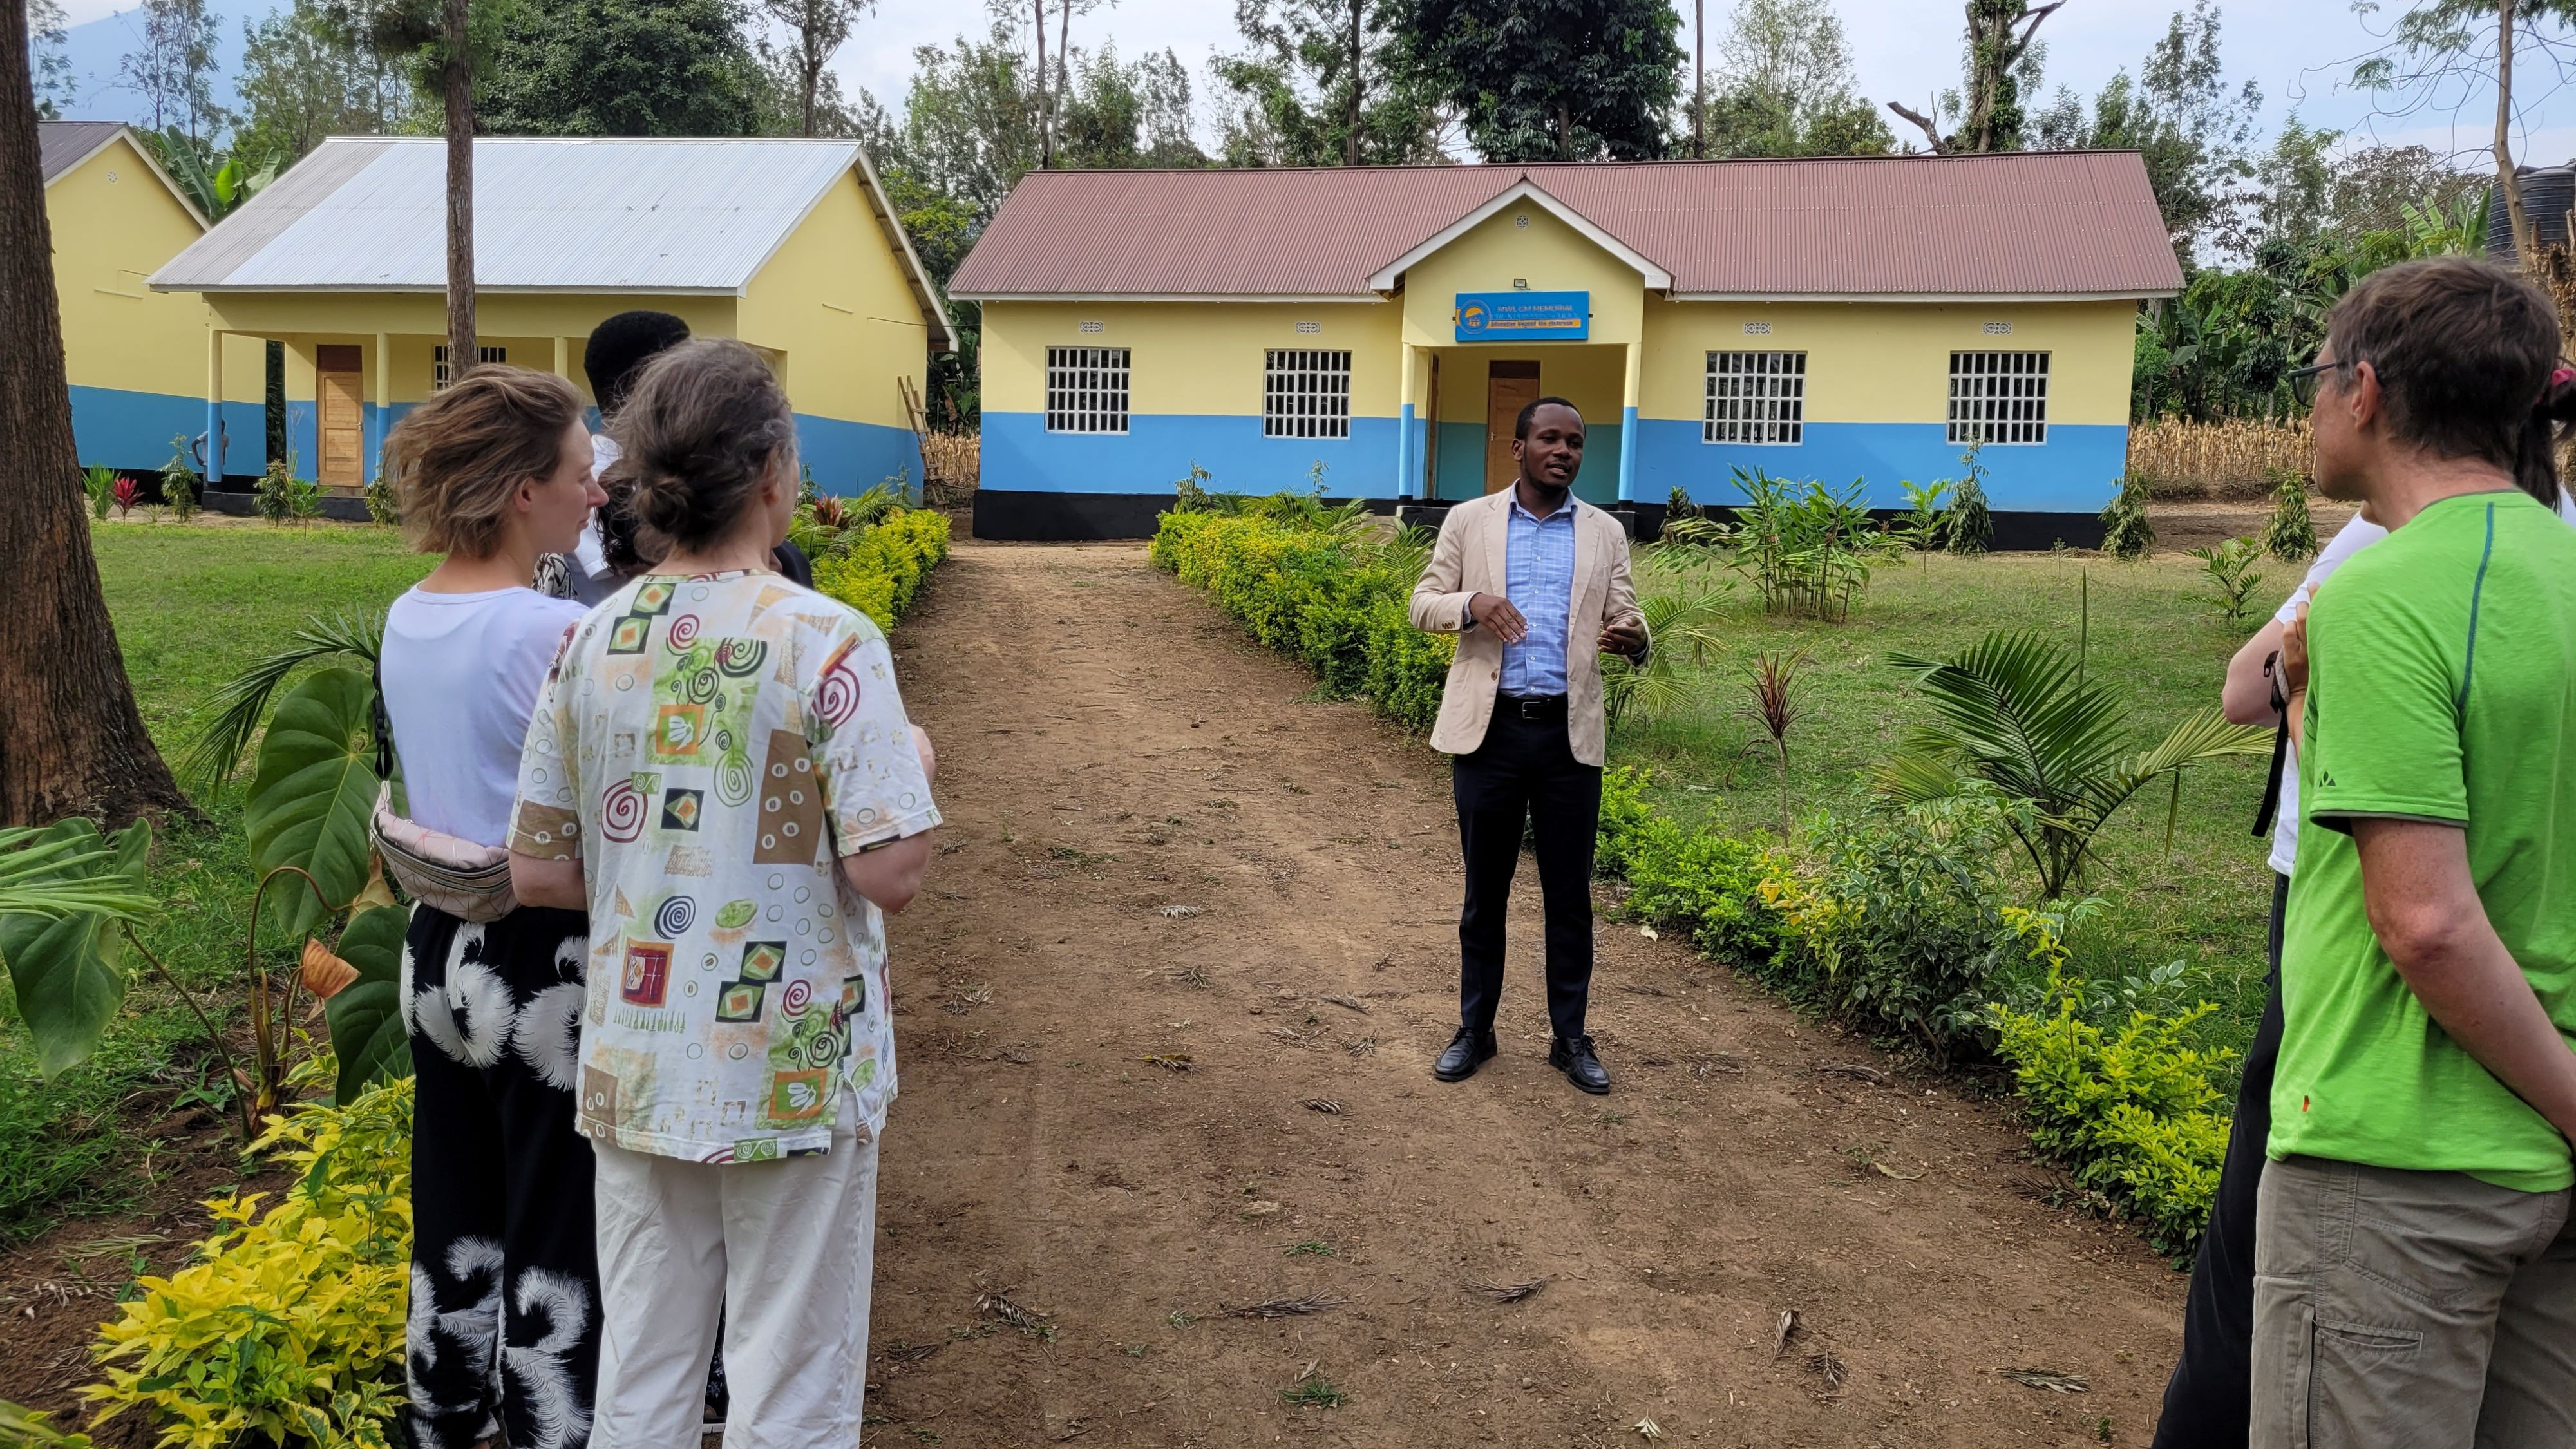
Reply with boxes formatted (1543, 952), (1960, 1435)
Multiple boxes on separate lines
(71, 385), (267, 475)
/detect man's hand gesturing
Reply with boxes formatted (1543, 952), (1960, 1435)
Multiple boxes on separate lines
(1467, 592), (1529, 645)
(1598, 618), (1646, 659)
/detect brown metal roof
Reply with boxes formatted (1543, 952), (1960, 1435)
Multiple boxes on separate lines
(39, 120), (126, 183)
(947, 151), (2184, 301)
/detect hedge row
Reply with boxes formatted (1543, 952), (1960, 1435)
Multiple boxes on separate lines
(1157, 506), (2233, 1253)
(811, 507), (951, 630)
(1150, 509), (1452, 730)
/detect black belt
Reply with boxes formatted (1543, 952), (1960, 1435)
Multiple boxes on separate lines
(1496, 691), (1568, 718)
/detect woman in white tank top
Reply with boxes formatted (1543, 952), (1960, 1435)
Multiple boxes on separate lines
(375, 365), (608, 1449)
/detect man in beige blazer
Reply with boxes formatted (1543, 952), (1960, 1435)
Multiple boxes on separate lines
(1409, 397), (1648, 1094)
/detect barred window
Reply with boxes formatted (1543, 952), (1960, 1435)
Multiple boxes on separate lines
(432, 345), (507, 390)
(1704, 350), (1805, 444)
(1948, 350), (2049, 445)
(1045, 346), (1130, 434)
(1262, 349), (1352, 439)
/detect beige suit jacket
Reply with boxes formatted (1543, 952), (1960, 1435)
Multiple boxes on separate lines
(1407, 489), (1647, 768)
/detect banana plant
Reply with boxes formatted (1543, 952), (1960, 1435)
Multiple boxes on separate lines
(1875, 630), (2270, 900)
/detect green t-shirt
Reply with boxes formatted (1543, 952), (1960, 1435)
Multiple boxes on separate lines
(2272, 489), (2576, 1193)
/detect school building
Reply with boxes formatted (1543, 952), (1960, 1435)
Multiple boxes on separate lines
(41, 121), (266, 476)
(150, 137), (952, 502)
(949, 151), (2183, 544)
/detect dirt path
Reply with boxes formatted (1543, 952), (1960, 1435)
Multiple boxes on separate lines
(867, 542), (2187, 1449)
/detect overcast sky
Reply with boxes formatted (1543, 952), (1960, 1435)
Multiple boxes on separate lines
(54, 0), (2576, 167)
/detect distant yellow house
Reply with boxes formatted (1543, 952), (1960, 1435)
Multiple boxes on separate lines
(151, 136), (953, 497)
(41, 121), (265, 477)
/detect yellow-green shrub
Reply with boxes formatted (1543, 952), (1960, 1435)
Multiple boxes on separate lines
(1990, 920), (2235, 1255)
(811, 507), (951, 630)
(84, 1079), (413, 1449)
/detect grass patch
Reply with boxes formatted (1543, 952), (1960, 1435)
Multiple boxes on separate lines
(1280, 1376), (1346, 1408)
(0, 522), (429, 1242)
(1615, 549), (2277, 1068)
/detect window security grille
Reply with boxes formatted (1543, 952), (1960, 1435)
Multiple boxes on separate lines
(1947, 351), (2049, 445)
(1262, 349), (1352, 439)
(1703, 351), (1805, 444)
(1046, 346), (1130, 434)
(432, 345), (507, 390)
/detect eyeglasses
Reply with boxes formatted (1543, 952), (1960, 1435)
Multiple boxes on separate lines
(2287, 359), (2352, 408)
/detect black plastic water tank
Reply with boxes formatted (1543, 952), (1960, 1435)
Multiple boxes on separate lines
(2488, 165), (2576, 257)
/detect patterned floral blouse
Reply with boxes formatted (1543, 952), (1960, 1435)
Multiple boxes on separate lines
(510, 570), (938, 1160)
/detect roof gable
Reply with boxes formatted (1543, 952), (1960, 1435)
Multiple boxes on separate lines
(40, 122), (208, 229)
(147, 137), (951, 345)
(1364, 178), (1672, 290)
(949, 152), (2185, 303)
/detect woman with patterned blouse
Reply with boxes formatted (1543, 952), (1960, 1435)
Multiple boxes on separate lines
(507, 339), (940, 1449)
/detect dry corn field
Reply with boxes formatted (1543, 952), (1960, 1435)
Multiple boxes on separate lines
(2126, 418), (2313, 500)
(922, 430), (979, 507)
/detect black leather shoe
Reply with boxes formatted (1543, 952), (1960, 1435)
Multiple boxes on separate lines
(1432, 1026), (1499, 1081)
(1549, 1034), (1612, 1094)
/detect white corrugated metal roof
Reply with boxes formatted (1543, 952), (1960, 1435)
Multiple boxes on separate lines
(153, 136), (891, 294)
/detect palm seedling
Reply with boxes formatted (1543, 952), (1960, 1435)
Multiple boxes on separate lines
(1743, 650), (1808, 840)
(2186, 538), (2266, 627)
(1601, 585), (1732, 734)
(1875, 630), (2269, 900)
(177, 611), (383, 796)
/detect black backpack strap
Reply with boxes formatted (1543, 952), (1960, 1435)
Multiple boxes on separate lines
(2252, 650), (2289, 837)
(372, 654), (397, 785)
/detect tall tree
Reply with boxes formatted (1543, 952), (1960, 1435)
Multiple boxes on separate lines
(236, 0), (412, 167)
(117, 0), (229, 149)
(317, 0), (486, 417)
(1056, 41), (1204, 167)
(1889, 0), (2059, 154)
(1394, 0), (1683, 162)
(478, 0), (768, 137)
(1698, 0), (1892, 157)
(27, 0), (73, 118)
(0, 3), (193, 827)
(761, 0), (874, 137)
(1212, 0), (1443, 166)
(2349, 0), (2576, 260)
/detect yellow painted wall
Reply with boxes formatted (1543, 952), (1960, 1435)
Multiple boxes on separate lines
(1639, 298), (2136, 426)
(739, 169), (930, 428)
(207, 296), (743, 406)
(1424, 344), (1627, 426)
(980, 299), (1403, 417)
(1398, 204), (1647, 350)
(48, 133), (261, 405)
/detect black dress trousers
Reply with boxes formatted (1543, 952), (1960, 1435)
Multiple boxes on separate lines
(1453, 694), (1601, 1041)
(2151, 868), (2291, 1448)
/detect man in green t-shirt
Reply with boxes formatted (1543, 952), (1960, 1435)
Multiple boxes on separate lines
(2251, 258), (2576, 1448)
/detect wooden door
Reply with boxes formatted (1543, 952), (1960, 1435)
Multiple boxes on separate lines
(317, 345), (363, 489)
(1483, 361), (1540, 493)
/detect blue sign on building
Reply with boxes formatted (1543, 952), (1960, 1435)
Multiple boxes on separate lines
(1455, 291), (1589, 342)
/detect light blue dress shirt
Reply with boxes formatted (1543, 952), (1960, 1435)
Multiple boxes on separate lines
(1499, 495), (1577, 696)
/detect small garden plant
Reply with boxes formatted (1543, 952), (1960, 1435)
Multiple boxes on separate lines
(2258, 466), (2316, 561)
(2186, 537), (2267, 627)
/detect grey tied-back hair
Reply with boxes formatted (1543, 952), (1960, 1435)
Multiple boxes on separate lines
(603, 339), (799, 557)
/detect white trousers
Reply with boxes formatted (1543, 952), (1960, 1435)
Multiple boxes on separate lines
(591, 1110), (879, 1449)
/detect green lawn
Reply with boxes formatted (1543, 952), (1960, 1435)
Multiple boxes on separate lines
(1611, 545), (2282, 1065)
(0, 521), (430, 1242)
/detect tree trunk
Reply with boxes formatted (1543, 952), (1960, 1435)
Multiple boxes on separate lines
(1691, 0), (1705, 159)
(0, 1), (191, 828)
(1032, 0), (1050, 169)
(1345, 0), (1361, 166)
(1054, 0), (1072, 164)
(442, 0), (475, 372)
(2499, 0), (2533, 260)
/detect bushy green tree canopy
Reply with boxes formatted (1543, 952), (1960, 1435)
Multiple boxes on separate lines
(1392, 0), (1683, 162)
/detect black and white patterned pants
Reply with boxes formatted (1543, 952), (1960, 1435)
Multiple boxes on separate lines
(402, 902), (600, 1449)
